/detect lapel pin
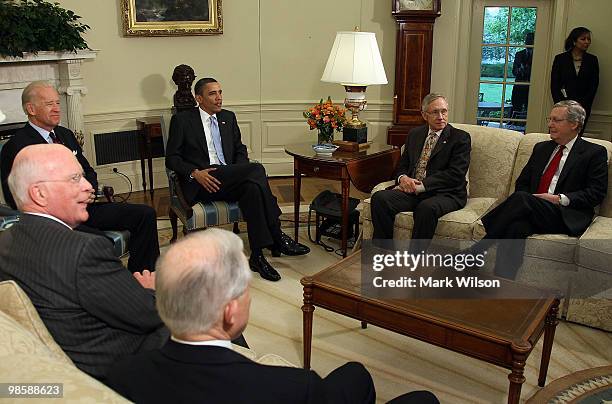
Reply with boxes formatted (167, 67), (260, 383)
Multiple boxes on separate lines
(72, 150), (78, 155)
(221, 121), (226, 125)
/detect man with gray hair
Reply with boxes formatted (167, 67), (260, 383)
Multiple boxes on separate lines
(371, 93), (471, 249)
(0, 80), (159, 274)
(0, 144), (168, 380)
(107, 228), (439, 403)
(477, 100), (608, 278)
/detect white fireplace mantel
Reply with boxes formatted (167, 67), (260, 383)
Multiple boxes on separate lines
(0, 50), (97, 141)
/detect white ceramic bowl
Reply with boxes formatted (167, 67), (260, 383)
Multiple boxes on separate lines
(312, 144), (339, 155)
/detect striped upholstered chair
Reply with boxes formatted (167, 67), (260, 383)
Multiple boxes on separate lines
(160, 112), (242, 242)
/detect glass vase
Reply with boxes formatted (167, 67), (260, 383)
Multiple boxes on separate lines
(317, 127), (334, 145)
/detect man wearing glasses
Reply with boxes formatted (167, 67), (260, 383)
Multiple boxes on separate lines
(0, 81), (159, 274)
(477, 100), (608, 278)
(0, 144), (168, 381)
(371, 93), (471, 250)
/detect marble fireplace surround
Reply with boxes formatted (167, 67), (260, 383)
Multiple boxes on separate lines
(0, 50), (96, 148)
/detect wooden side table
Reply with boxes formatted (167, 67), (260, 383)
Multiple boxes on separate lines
(285, 143), (400, 257)
(136, 117), (162, 197)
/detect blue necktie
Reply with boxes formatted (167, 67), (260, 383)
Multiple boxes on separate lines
(210, 116), (226, 165)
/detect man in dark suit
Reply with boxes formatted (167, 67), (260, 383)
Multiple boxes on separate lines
(165, 77), (309, 282)
(106, 228), (439, 404)
(0, 81), (159, 273)
(478, 100), (608, 278)
(371, 94), (471, 249)
(0, 144), (168, 381)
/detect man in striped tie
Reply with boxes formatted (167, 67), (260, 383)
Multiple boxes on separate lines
(478, 100), (608, 278)
(371, 93), (471, 251)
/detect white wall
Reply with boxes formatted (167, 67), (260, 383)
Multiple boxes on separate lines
(52, 0), (610, 192)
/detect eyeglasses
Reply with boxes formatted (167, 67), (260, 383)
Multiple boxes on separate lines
(36, 173), (85, 185)
(546, 117), (567, 124)
(425, 109), (448, 117)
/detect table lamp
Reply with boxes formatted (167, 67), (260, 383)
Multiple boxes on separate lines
(321, 29), (387, 143)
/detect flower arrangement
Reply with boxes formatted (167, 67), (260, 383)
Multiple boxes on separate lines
(303, 97), (346, 144)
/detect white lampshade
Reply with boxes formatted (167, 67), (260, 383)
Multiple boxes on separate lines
(321, 31), (388, 86)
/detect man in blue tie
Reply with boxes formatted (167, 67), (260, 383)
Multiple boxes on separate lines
(166, 78), (310, 282)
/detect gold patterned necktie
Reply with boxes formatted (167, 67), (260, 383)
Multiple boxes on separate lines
(414, 132), (438, 181)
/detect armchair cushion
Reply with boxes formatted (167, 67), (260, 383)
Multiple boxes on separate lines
(0, 281), (72, 364)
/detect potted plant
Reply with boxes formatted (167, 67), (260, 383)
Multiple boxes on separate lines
(303, 97), (346, 144)
(0, 0), (90, 58)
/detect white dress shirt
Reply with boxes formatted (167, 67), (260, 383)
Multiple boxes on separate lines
(28, 121), (55, 144)
(170, 336), (233, 349)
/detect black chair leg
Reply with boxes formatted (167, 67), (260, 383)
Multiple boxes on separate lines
(233, 222), (240, 234)
(169, 209), (178, 243)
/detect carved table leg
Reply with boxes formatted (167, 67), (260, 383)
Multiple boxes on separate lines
(539, 298), (560, 386)
(508, 341), (531, 404)
(301, 281), (314, 369)
(294, 163), (301, 242)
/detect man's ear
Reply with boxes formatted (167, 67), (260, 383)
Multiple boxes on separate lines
(28, 184), (48, 207)
(195, 94), (203, 105)
(25, 102), (35, 116)
(223, 298), (239, 327)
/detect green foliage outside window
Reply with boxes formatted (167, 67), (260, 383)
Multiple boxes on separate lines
(0, 0), (90, 58)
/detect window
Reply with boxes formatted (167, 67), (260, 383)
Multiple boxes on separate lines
(477, 6), (537, 133)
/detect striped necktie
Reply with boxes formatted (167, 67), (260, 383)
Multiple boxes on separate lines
(49, 131), (62, 144)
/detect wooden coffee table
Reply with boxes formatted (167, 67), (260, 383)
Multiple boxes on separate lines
(301, 253), (560, 404)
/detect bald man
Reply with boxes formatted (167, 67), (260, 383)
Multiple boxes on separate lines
(0, 144), (168, 381)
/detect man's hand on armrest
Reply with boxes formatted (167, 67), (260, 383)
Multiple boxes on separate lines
(191, 168), (221, 193)
(134, 269), (156, 290)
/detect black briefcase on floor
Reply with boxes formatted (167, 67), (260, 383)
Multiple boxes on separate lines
(308, 190), (360, 251)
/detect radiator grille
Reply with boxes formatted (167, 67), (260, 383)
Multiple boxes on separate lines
(94, 130), (164, 165)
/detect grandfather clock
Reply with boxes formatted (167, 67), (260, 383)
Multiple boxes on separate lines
(387, 0), (441, 146)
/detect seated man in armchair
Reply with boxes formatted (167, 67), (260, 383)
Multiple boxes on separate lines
(165, 77), (309, 282)
(371, 93), (471, 250)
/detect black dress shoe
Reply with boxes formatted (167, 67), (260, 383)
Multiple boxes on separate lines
(270, 232), (310, 257)
(249, 254), (281, 282)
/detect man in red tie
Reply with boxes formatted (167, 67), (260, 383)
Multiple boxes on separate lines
(478, 100), (608, 278)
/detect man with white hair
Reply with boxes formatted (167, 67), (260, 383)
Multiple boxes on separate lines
(107, 228), (439, 403)
(0, 80), (159, 273)
(0, 144), (168, 380)
(477, 100), (608, 278)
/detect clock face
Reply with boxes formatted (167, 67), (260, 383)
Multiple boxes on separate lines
(399, 0), (434, 11)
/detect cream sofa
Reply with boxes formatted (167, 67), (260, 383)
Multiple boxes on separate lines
(361, 124), (612, 331)
(0, 280), (296, 402)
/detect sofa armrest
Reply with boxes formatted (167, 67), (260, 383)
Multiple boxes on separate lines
(371, 180), (395, 195)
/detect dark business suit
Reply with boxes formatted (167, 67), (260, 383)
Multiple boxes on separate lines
(481, 137), (608, 277)
(0, 214), (168, 380)
(511, 48), (532, 113)
(107, 341), (438, 404)
(0, 123), (160, 273)
(371, 124), (471, 244)
(551, 51), (599, 127)
(165, 108), (282, 250)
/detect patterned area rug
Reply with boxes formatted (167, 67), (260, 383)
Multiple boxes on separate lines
(526, 366), (612, 403)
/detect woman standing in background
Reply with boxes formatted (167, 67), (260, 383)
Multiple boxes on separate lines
(551, 27), (599, 134)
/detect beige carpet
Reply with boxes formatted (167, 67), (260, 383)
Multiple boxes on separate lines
(156, 225), (612, 404)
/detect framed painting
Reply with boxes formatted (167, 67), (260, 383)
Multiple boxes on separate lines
(122, 0), (222, 36)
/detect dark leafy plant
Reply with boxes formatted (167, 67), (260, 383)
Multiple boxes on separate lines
(0, 0), (90, 58)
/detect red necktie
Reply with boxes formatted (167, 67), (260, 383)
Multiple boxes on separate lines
(537, 145), (565, 194)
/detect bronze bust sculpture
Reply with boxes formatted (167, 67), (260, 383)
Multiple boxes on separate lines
(172, 64), (197, 112)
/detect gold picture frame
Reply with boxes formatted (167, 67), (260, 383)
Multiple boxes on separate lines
(121, 0), (222, 37)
